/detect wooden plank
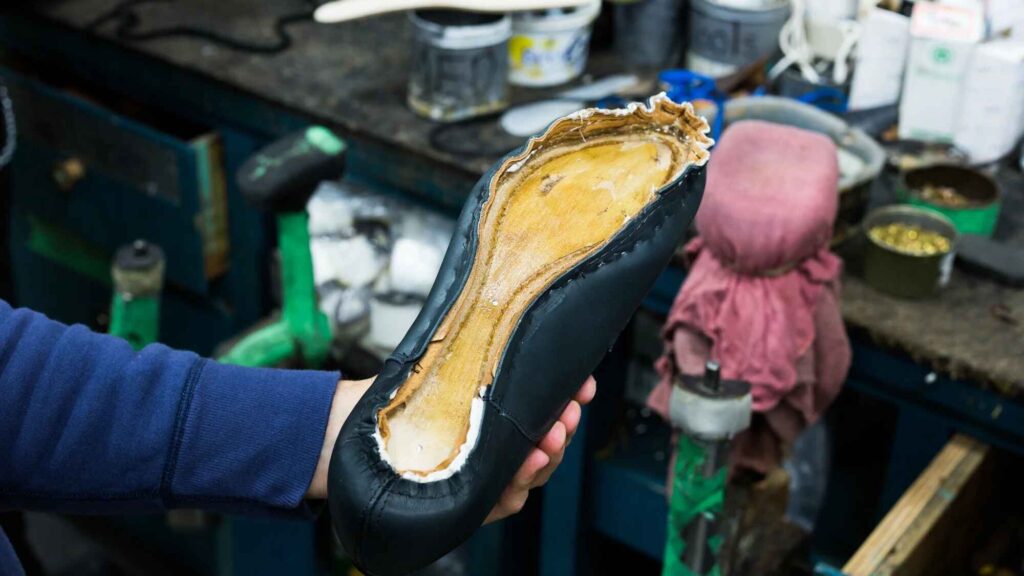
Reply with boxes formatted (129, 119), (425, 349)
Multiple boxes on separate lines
(843, 434), (991, 576)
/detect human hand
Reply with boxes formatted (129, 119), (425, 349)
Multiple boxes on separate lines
(307, 377), (374, 500)
(306, 375), (598, 508)
(484, 376), (597, 524)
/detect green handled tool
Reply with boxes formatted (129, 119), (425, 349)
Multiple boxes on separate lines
(109, 239), (165, 351)
(662, 361), (752, 576)
(218, 126), (346, 368)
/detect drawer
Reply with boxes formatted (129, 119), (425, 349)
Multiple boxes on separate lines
(843, 435), (999, 576)
(3, 68), (228, 294)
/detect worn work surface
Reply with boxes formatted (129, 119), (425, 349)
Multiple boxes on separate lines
(26, 0), (615, 182)
(841, 171), (1024, 397)
(24, 1), (1024, 395)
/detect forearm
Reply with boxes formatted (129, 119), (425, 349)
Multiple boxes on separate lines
(0, 300), (338, 514)
(306, 377), (374, 499)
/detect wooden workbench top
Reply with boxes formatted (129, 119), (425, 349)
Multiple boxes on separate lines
(840, 170), (1024, 397)
(19, 0), (1024, 395)
(25, 0), (598, 182)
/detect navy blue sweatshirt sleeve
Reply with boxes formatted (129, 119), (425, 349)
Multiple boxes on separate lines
(0, 300), (339, 515)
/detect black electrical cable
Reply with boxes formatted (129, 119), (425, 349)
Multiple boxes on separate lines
(87, 0), (320, 55)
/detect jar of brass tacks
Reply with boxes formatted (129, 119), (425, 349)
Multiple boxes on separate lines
(862, 205), (958, 299)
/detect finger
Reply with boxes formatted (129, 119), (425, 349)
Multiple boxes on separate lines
(485, 450), (546, 525)
(528, 422), (566, 490)
(513, 448), (550, 490)
(575, 376), (597, 404)
(539, 421), (567, 456)
(500, 490), (529, 518)
(490, 481), (532, 522)
(531, 442), (567, 488)
(533, 404), (582, 489)
(559, 400), (582, 440)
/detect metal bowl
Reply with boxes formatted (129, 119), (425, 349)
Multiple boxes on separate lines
(897, 164), (1001, 237)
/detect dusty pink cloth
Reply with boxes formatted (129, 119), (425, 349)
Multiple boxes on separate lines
(647, 120), (852, 474)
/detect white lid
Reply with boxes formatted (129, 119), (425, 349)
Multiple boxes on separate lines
(512, 0), (600, 33)
(411, 11), (512, 49)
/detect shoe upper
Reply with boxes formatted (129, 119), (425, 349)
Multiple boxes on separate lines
(329, 96), (710, 576)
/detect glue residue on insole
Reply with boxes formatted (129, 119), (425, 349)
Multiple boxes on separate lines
(374, 394), (485, 483)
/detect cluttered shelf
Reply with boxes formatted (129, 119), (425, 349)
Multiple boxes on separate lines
(20, 0), (1024, 400)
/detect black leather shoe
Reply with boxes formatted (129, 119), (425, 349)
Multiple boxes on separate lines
(328, 94), (712, 576)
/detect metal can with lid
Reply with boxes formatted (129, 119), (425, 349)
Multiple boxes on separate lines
(408, 10), (512, 122)
(686, 0), (790, 78)
(509, 0), (602, 87)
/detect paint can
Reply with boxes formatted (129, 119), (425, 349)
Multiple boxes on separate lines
(613, 0), (687, 69)
(509, 0), (602, 87)
(408, 10), (512, 122)
(686, 0), (790, 77)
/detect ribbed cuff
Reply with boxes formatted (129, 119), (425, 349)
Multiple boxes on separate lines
(161, 359), (339, 512)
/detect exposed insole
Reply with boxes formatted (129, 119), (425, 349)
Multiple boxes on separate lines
(379, 131), (691, 476)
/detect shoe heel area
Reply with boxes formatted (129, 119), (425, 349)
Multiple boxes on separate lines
(330, 404), (531, 576)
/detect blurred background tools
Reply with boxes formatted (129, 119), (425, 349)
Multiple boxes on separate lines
(648, 119), (852, 574)
(217, 126), (345, 368)
(108, 239), (165, 351)
(661, 361), (752, 576)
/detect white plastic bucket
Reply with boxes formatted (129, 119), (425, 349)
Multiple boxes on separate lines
(686, 0), (790, 78)
(509, 0), (602, 87)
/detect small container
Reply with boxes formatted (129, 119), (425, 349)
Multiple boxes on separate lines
(686, 0), (790, 78)
(408, 10), (512, 122)
(897, 165), (1002, 237)
(613, 0), (687, 69)
(509, 0), (601, 87)
(863, 206), (958, 299)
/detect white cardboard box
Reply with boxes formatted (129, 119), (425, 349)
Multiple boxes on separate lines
(955, 39), (1024, 164)
(898, 2), (985, 142)
(848, 8), (911, 111)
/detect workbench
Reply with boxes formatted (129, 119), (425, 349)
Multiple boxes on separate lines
(3, 1), (1023, 574)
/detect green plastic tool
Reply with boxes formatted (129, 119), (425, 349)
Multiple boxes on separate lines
(662, 361), (752, 576)
(217, 126), (347, 368)
(109, 239), (165, 351)
(664, 434), (727, 576)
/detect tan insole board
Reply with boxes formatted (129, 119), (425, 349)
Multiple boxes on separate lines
(380, 132), (689, 476)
